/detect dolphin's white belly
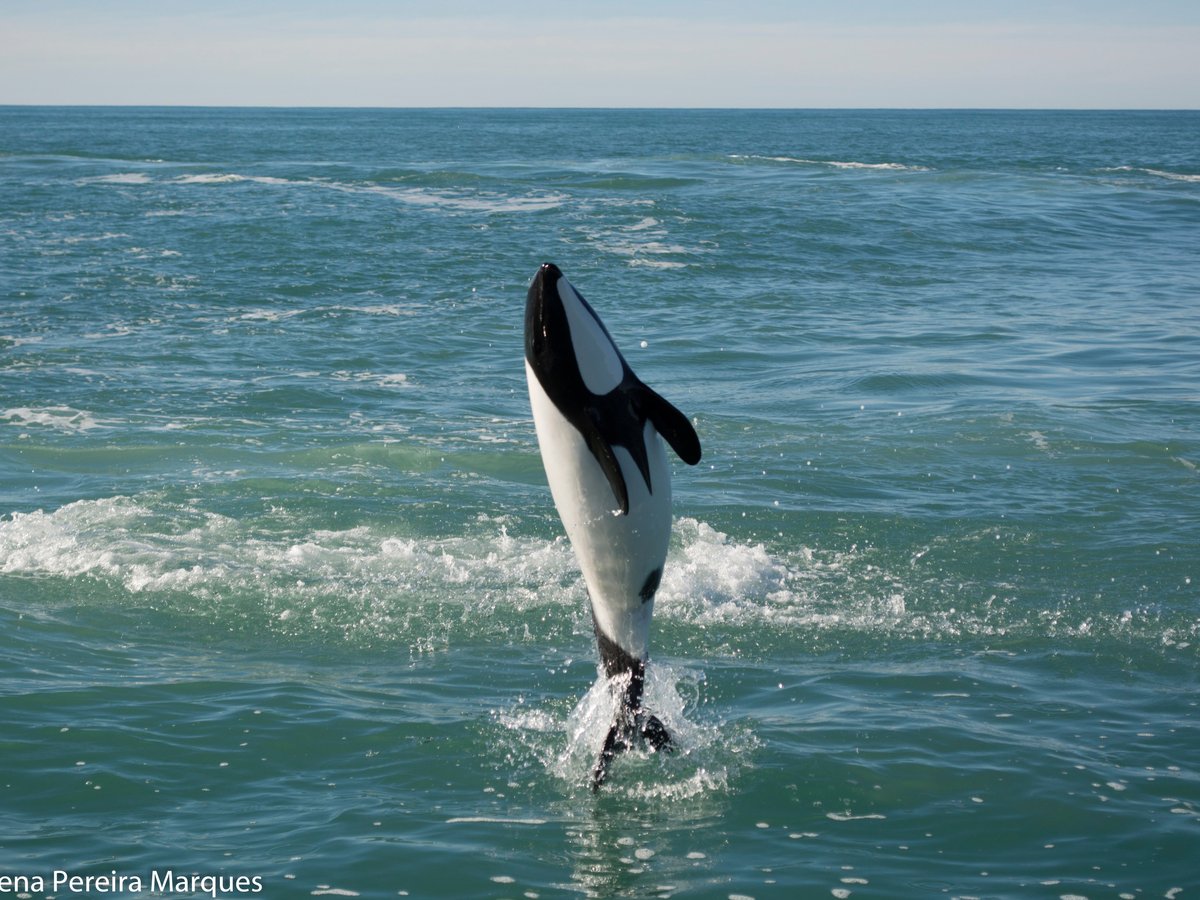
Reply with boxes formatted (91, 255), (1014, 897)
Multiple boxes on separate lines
(526, 360), (671, 661)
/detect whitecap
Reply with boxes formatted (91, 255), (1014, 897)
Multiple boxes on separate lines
(1, 334), (44, 348)
(371, 373), (409, 388)
(628, 258), (688, 269)
(824, 160), (924, 171)
(1103, 165), (1200, 183)
(330, 371), (409, 388)
(332, 180), (567, 214)
(446, 816), (547, 825)
(174, 173), (247, 185)
(158, 169), (567, 214)
(0, 496), (581, 627)
(325, 304), (419, 318)
(656, 518), (798, 625)
(1, 406), (107, 432)
(62, 231), (129, 244)
(236, 309), (303, 323)
(78, 172), (152, 185)
(729, 154), (927, 172)
(580, 214), (700, 268)
(627, 217), (661, 231)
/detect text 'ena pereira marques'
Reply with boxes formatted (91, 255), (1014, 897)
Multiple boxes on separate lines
(0, 870), (264, 897)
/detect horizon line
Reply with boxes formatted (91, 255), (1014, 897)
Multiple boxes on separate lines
(2, 103), (1198, 113)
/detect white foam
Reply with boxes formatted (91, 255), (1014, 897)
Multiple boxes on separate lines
(174, 173), (247, 185)
(318, 179), (566, 214)
(657, 518), (798, 625)
(446, 816), (548, 825)
(117, 167), (568, 213)
(236, 309), (303, 323)
(1141, 168), (1200, 183)
(329, 370), (410, 388)
(62, 231), (129, 244)
(580, 215), (697, 267)
(8, 495), (1160, 654)
(823, 160), (922, 171)
(83, 324), (135, 339)
(730, 154), (927, 172)
(628, 259), (688, 269)
(1104, 165), (1200, 183)
(1, 406), (107, 432)
(79, 173), (152, 185)
(369, 373), (409, 388)
(627, 217), (661, 231)
(327, 304), (419, 318)
(0, 499), (581, 624)
(500, 658), (745, 797)
(0, 498), (804, 643)
(1, 334), (44, 348)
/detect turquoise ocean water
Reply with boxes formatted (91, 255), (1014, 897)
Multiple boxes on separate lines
(1, 107), (1198, 898)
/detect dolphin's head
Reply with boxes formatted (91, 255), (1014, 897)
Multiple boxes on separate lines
(524, 262), (566, 373)
(525, 262), (626, 396)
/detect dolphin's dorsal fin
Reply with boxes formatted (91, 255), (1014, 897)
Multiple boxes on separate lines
(637, 384), (702, 466)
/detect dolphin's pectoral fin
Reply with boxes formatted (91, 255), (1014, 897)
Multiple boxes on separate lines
(638, 385), (702, 466)
(583, 422), (631, 514)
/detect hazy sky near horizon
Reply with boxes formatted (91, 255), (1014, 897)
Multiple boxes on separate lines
(3, 0), (1198, 108)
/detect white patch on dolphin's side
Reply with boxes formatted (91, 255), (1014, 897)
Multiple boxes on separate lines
(558, 277), (624, 395)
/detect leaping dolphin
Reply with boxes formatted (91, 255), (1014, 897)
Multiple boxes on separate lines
(524, 262), (701, 790)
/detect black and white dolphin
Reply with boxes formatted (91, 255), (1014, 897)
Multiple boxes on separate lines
(524, 262), (701, 790)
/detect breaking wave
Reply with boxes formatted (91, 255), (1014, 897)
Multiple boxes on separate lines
(77, 168), (569, 214)
(728, 154), (929, 172)
(2, 496), (1189, 659)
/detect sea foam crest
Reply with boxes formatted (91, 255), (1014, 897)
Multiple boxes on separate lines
(77, 172), (153, 185)
(1103, 165), (1200, 183)
(0, 497), (587, 647)
(0, 495), (801, 644)
(9, 495), (1166, 651)
(0, 498), (788, 610)
(657, 518), (797, 624)
(729, 154), (928, 172)
(81, 167), (569, 213)
(2, 406), (107, 432)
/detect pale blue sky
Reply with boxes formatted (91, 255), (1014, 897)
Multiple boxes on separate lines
(2, 0), (1198, 107)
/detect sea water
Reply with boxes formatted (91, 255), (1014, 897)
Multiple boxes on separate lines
(1, 107), (1198, 898)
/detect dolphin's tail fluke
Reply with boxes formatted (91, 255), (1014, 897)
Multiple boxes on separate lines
(590, 670), (673, 792)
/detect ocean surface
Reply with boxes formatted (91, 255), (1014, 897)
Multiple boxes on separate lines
(1, 107), (1198, 899)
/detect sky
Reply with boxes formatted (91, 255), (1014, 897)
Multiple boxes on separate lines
(2, 0), (1198, 108)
